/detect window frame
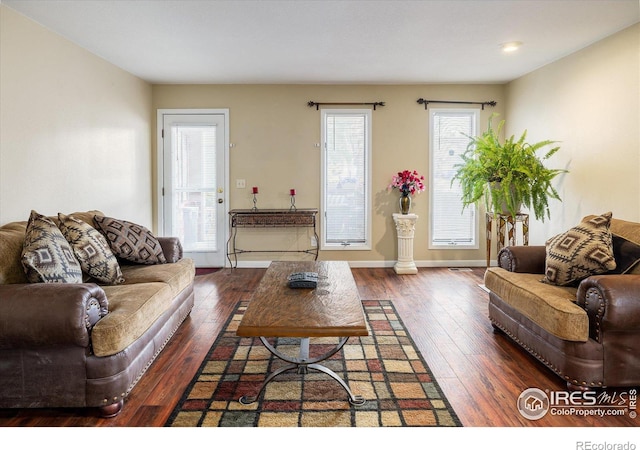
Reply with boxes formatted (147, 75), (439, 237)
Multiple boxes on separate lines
(428, 108), (480, 250)
(320, 108), (372, 251)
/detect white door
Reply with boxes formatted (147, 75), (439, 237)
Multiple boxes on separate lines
(160, 111), (228, 268)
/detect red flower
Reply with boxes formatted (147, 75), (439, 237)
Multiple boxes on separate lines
(388, 170), (426, 196)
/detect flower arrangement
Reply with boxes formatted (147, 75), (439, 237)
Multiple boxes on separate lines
(388, 170), (426, 196)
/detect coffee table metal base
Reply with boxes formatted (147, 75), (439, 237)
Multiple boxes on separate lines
(238, 336), (366, 406)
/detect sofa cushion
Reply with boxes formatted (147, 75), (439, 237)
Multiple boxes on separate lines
(93, 216), (167, 265)
(21, 211), (83, 284)
(0, 221), (30, 284)
(56, 210), (105, 227)
(485, 268), (588, 342)
(609, 217), (640, 275)
(542, 212), (616, 286)
(580, 215), (640, 275)
(0, 211), (105, 285)
(58, 213), (125, 285)
(609, 216), (640, 244)
(609, 234), (640, 275)
(92, 282), (174, 357)
(120, 258), (195, 297)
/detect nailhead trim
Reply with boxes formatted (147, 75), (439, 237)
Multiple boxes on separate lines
(490, 316), (603, 388)
(85, 297), (105, 356)
(101, 303), (193, 405)
(84, 298), (100, 329)
(583, 287), (605, 343)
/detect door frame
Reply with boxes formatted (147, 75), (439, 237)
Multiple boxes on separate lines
(156, 108), (230, 266)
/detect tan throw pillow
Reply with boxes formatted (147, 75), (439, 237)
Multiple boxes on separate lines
(542, 212), (617, 286)
(21, 210), (83, 283)
(58, 213), (125, 285)
(93, 215), (166, 265)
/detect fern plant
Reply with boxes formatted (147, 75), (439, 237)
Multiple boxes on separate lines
(452, 114), (567, 222)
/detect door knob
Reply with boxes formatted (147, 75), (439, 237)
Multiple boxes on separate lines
(218, 198), (224, 204)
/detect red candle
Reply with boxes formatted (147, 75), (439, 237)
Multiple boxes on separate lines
(252, 186), (258, 194)
(290, 189), (296, 196)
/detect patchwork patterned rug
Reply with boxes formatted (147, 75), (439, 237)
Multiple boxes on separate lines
(165, 300), (462, 427)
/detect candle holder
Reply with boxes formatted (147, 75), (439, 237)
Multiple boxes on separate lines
(289, 189), (297, 211)
(252, 187), (259, 211)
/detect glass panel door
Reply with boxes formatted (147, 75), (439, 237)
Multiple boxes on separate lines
(161, 112), (227, 267)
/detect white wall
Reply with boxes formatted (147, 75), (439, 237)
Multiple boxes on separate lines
(505, 24), (640, 244)
(0, 6), (153, 226)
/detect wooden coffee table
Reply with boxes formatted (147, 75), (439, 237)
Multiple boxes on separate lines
(236, 260), (368, 405)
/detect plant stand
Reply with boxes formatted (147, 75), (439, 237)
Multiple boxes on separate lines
(393, 213), (418, 274)
(485, 212), (529, 267)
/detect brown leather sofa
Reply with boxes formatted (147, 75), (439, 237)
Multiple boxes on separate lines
(484, 215), (640, 390)
(0, 211), (195, 417)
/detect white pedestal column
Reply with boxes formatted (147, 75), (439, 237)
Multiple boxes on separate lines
(392, 213), (418, 275)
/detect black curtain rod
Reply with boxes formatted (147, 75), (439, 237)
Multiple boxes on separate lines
(416, 98), (497, 110)
(308, 101), (385, 110)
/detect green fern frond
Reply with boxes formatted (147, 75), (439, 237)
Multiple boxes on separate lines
(452, 114), (568, 222)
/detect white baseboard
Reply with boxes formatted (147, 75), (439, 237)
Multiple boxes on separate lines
(227, 259), (495, 269)
(231, 260), (272, 269)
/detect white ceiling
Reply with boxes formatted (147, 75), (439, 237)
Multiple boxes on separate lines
(4, 0), (639, 84)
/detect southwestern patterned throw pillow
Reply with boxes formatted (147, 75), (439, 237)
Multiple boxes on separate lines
(21, 210), (83, 283)
(542, 212), (617, 286)
(58, 213), (125, 285)
(93, 215), (166, 265)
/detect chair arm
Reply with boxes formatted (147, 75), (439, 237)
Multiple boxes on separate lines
(497, 246), (546, 273)
(0, 283), (108, 349)
(158, 236), (183, 263)
(577, 275), (640, 342)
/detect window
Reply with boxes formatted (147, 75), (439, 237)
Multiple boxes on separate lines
(429, 109), (479, 248)
(321, 109), (372, 250)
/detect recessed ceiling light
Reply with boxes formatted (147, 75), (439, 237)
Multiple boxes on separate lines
(501, 41), (523, 53)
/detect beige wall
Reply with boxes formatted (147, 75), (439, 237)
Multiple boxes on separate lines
(505, 23), (640, 245)
(153, 84), (505, 265)
(0, 6), (153, 226)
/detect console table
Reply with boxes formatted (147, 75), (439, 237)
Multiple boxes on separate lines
(227, 209), (319, 268)
(485, 212), (529, 267)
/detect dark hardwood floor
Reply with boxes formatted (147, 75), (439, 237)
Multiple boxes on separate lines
(0, 267), (636, 429)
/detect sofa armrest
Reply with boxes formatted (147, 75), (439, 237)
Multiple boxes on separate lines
(577, 275), (640, 342)
(497, 245), (546, 273)
(158, 236), (183, 263)
(0, 283), (108, 349)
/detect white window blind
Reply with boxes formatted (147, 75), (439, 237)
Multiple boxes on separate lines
(321, 110), (371, 249)
(171, 124), (218, 252)
(429, 109), (479, 248)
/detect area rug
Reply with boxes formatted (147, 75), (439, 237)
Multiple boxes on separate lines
(165, 300), (462, 427)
